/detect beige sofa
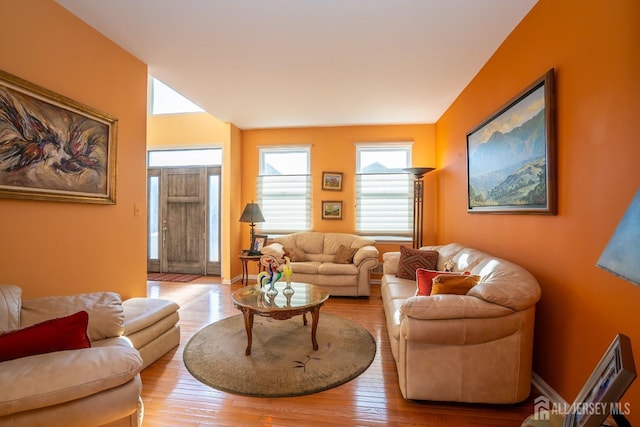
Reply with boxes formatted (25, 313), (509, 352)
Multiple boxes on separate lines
(381, 243), (541, 404)
(0, 285), (180, 426)
(261, 232), (379, 296)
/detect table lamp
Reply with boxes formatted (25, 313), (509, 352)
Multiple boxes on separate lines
(239, 201), (265, 252)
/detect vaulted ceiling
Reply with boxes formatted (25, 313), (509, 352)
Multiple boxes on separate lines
(55, 0), (537, 129)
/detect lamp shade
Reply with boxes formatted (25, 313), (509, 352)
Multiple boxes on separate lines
(404, 167), (435, 179)
(596, 188), (640, 287)
(239, 202), (265, 224)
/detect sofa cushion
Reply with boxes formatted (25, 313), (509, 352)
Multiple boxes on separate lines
(0, 311), (91, 362)
(0, 338), (142, 416)
(291, 261), (321, 274)
(396, 246), (439, 280)
(317, 262), (358, 275)
(0, 284), (21, 332)
(20, 292), (124, 342)
(334, 245), (357, 264)
(430, 274), (481, 295)
(323, 233), (375, 255)
(283, 246), (306, 262)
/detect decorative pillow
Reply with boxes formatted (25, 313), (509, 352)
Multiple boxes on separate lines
(334, 245), (358, 264)
(0, 311), (91, 362)
(415, 269), (461, 296)
(430, 274), (481, 296)
(283, 246), (306, 262)
(395, 246), (439, 280)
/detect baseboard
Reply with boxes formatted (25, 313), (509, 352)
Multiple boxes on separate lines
(532, 371), (568, 405)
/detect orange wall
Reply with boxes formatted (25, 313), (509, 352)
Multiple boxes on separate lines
(241, 124), (435, 232)
(436, 0), (639, 419)
(0, 1), (148, 299)
(240, 124), (436, 275)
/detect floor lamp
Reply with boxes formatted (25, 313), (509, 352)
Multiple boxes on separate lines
(404, 167), (435, 249)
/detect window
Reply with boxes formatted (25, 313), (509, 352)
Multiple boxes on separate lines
(150, 77), (204, 115)
(148, 148), (222, 167)
(356, 144), (413, 238)
(257, 146), (311, 233)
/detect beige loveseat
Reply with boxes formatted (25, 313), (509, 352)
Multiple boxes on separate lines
(381, 243), (541, 404)
(261, 232), (379, 296)
(0, 285), (180, 426)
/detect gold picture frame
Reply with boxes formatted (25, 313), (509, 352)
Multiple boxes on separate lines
(0, 69), (117, 204)
(322, 171), (343, 191)
(322, 200), (343, 220)
(467, 69), (556, 214)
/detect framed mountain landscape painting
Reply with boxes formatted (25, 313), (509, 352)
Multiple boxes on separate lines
(467, 69), (556, 214)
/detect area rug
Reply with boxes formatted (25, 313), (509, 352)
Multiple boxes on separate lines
(183, 313), (376, 397)
(146, 273), (202, 282)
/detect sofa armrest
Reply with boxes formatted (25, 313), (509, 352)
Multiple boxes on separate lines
(353, 245), (379, 267)
(400, 294), (514, 320)
(382, 251), (400, 275)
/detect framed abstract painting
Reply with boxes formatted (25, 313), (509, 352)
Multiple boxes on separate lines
(0, 69), (117, 204)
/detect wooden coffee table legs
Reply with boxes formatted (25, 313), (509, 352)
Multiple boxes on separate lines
(240, 307), (254, 356)
(310, 306), (320, 351)
(238, 306), (322, 356)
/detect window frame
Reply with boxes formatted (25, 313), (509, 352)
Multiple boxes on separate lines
(355, 143), (413, 239)
(257, 145), (312, 234)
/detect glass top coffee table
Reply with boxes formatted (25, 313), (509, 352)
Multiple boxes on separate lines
(231, 282), (329, 356)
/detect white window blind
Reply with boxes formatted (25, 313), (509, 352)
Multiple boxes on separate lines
(257, 147), (311, 233)
(356, 144), (413, 237)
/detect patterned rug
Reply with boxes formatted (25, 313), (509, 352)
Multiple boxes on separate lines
(183, 313), (376, 397)
(146, 273), (202, 282)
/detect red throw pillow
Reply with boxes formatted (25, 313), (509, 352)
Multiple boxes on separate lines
(416, 269), (460, 296)
(395, 246), (439, 280)
(0, 311), (91, 362)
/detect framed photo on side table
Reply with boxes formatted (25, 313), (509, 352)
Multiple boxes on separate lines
(250, 234), (268, 254)
(322, 172), (343, 191)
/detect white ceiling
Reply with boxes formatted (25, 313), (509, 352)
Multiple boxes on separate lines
(55, 0), (537, 130)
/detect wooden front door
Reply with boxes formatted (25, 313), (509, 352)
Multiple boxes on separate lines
(161, 167), (207, 274)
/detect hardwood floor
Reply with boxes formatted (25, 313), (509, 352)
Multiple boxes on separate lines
(141, 277), (538, 426)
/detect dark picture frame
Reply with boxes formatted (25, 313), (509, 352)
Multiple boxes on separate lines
(0, 69), (117, 204)
(563, 334), (636, 427)
(322, 200), (343, 220)
(466, 69), (556, 214)
(251, 234), (268, 254)
(322, 171), (343, 191)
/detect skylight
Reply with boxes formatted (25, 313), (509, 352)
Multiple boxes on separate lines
(151, 77), (204, 115)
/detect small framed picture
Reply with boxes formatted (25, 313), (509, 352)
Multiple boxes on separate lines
(322, 172), (343, 191)
(322, 201), (343, 220)
(251, 234), (268, 254)
(563, 334), (636, 427)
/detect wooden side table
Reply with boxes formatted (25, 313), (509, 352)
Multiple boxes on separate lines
(239, 254), (262, 285)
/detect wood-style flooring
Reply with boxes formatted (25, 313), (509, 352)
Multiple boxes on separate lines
(141, 277), (538, 426)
